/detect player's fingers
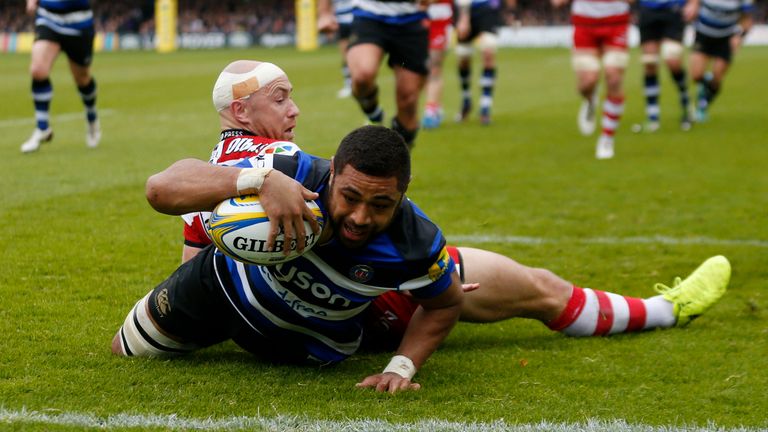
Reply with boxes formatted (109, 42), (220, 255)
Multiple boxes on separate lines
(461, 282), (480, 293)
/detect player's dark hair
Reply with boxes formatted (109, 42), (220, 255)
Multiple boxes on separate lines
(334, 126), (411, 192)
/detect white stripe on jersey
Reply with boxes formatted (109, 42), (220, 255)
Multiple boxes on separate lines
(355, 0), (422, 17)
(229, 260), (361, 355)
(572, 0), (630, 19)
(38, 7), (92, 25)
(35, 17), (82, 35)
(303, 250), (437, 295)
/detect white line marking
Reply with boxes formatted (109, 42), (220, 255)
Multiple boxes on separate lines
(0, 109), (115, 128)
(0, 408), (761, 432)
(447, 234), (768, 248)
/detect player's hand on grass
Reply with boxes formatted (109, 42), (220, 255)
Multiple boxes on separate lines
(356, 373), (421, 394)
(258, 170), (320, 255)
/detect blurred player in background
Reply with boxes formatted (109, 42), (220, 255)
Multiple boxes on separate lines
(633, 0), (699, 133)
(21, 0), (101, 153)
(421, 0), (454, 129)
(317, 0), (430, 148)
(333, 0), (355, 98)
(175, 61), (731, 366)
(454, 0), (514, 125)
(689, 0), (753, 122)
(552, 0), (630, 159)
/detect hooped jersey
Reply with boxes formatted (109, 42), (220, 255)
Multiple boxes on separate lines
(353, 0), (428, 25)
(185, 130), (456, 364)
(570, 0), (630, 26)
(695, 0), (753, 37)
(36, 0), (94, 36)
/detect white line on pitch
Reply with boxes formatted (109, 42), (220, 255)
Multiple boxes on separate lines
(0, 408), (762, 432)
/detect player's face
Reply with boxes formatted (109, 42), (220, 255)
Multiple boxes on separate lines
(247, 76), (299, 141)
(327, 164), (403, 249)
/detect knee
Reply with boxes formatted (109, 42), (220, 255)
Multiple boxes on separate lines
(528, 267), (572, 313)
(29, 65), (49, 81)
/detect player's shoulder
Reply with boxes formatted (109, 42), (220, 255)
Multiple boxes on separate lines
(386, 198), (445, 261)
(210, 132), (302, 165)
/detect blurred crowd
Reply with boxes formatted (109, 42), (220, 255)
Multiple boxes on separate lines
(0, 0), (295, 35)
(1, 0), (765, 34)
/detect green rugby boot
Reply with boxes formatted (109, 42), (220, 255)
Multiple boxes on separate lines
(654, 255), (731, 326)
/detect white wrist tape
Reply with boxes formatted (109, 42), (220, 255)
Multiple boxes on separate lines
(383, 355), (416, 380)
(236, 167), (273, 195)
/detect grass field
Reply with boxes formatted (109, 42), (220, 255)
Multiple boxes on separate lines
(1, 45), (767, 431)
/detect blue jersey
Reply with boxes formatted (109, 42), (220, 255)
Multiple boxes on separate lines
(36, 0), (94, 36)
(212, 150), (455, 364)
(353, 0), (428, 25)
(696, 0), (753, 37)
(638, 0), (686, 9)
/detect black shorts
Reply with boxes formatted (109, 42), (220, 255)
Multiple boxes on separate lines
(338, 22), (352, 40)
(693, 31), (732, 63)
(638, 6), (685, 43)
(349, 16), (430, 75)
(456, 5), (503, 43)
(35, 24), (95, 66)
(146, 245), (325, 364)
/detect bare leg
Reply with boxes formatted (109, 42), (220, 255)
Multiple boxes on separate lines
(458, 247), (572, 323)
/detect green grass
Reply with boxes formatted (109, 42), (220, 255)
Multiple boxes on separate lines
(1, 46), (767, 431)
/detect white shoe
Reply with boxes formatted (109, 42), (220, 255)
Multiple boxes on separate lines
(336, 86), (352, 99)
(631, 120), (660, 134)
(578, 96), (597, 136)
(86, 120), (101, 148)
(20, 128), (53, 153)
(595, 135), (614, 160)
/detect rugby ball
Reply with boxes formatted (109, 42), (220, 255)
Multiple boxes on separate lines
(206, 194), (324, 265)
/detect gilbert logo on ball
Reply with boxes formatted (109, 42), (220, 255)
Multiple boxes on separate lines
(207, 195), (323, 265)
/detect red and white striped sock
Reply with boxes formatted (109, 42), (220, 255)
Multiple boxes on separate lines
(599, 96), (625, 141)
(547, 286), (675, 336)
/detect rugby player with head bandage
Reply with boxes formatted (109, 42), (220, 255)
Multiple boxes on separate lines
(111, 60), (732, 395)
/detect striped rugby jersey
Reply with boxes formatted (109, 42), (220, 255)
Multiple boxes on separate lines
(571, 0), (631, 26)
(190, 131), (455, 364)
(36, 0), (94, 36)
(353, 0), (428, 25)
(335, 0), (355, 24)
(695, 0), (753, 37)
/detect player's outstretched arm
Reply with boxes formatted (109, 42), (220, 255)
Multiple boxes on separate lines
(357, 274), (464, 394)
(146, 158), (241, 215)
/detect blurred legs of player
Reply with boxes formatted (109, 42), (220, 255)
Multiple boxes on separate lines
(636, 40), (692, 133)
(689, 36), (730, 123)
(366, 249), (730, 349)
(455, 34), (498, 125)
(635, 6), (692, 134)
(422, 16), (451, 130)
(336, 26), (352, 99)
(572, 23), (628, 160)
(21, 34), (100, 153)
(346, 18), (427, 147)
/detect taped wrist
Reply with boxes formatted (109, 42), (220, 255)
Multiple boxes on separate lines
(236, 167), (274, 195)
(383, 355), (416, 380)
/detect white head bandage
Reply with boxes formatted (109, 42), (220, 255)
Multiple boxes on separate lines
(212, 62), (286, 112)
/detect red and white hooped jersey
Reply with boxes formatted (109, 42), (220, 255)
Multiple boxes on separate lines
(182, 130), (302, 248)
(571, 0), (630, 26)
